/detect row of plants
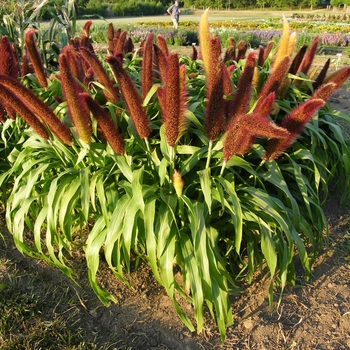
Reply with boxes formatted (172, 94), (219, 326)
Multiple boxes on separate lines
(291, 12), (350, 21)
(138, 18), (350, 33)
(88, 24), (350, 51)
(1, 8), (350, 341)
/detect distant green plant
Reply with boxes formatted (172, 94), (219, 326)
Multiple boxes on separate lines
(1, 10), (350, 342)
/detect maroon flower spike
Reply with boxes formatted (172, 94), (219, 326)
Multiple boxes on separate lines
(222, 62), (234, 120)
(153, 44), (168, 84)
(107, 23), (115, 54)
(204, 37), (225, 141)
(255, 55), (290, 111)
(311, 82), (337, 101)
(0, 36), (19, 78)
(226, 93), (283, 157)
(159, 53), (187, 147)
(312, 58), (330, 92)
(59, 53), (92, 144)
(0, 109), (5, 123)
(227, 51), (256, 124)
(264, 98), (325, 160)
(0, 36), (19, 119)
(113, 28), (122, 51)
(156, 35), (169, 57)
(63, 48), (85, 84)
(223, 92), (288, 161)
(24, 29), (48, 88)
(21, 52), (33, 76)
(296, 36), (319, 76)
(257, 46), (265, 67)
(263, 41), (274, 63)
(312, 67), (350, 101)
(124, 37), (134, 55)
(324, 66), (350, 88)
(106, 54), (151, 140)
(0, 84), (48, 139)
(191, 45), (198, 61)
(0, 74), (72, 145)
(142, 33), (154, 101)
(80, 47), (119, 104)
(236, 40), (248, 61)
(114, 30), (127, 56)
(80, 21), (94, 52)
(223, 37), (236, 63)
(289, 44), (307, 75)
(82, 93), (125, 155)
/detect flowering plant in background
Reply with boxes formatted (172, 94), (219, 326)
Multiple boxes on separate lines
(0, 10), (350, 342)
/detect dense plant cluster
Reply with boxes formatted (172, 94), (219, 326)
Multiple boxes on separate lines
(1, 8), (350, 341)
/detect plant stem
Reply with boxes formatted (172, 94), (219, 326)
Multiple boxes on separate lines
(206, 140), (213, 169)
(220, 160), (226, 177)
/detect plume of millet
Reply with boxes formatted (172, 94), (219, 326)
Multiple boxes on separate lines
(223, 37), (236, 63)
(0, 36), (19, 119)
(296, 36), (319, 77)
(158, 53), (187, 147)
(311, 58), (330, 92)
(254, 55), (290, 110)
(156, 35), (169, 57)
(313, 67), (350, 100)
(289, 45), (307, 75)
(21, 51), (33, 76)
(114, 30), (127, 55)
(191, 44), (198, 61)
(252, 66), (260, 90)
(223, 92), (289, 161)
(263, 41), (274, 63)
(199, 9), (210, 76)
(141, 33), (154, 101)
(311, 82), (337, 101)
(63, 47), (85, 84)
(257, 46), (265, 67)
(204, 36), (225, 141)
(124, 37), (134, 55)
(113, 28), (122, 51)
(59, 53), (92, 144)
(80, 21), (94, 52)
(227, 51), (256, 124)
(264, 99), (326, 160)
(236, 40), (248, 61)
(80, 47), (119, 103)
(107, 23), (115, 54)
(0, 84), (49, 139)
(82, 93), (125, 155)
(272, 17), (291, 71)
(222, 62), (234, 120)
(24, 29), (48, 88)
(153, 44), (168, 84)
(323, 66), (350, 86)
(173, 169), (184, 197)
(162, 52), (181, 146)
(106, 54), (151, 139)
(0, 36), (19, 78)
(0, 74), (72, 145)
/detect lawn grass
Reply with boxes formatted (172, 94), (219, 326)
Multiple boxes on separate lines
(73, 8), (338, 27)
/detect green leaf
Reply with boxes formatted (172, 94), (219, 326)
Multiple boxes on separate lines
(198, 168), (212, 214)
(85, 215), (116, 305)
(216, 177), (243, 254)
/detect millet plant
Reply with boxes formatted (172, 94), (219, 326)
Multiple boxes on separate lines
(0, 10), (350, 341)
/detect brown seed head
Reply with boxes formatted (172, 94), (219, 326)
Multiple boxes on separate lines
(106, 54), (151, 139)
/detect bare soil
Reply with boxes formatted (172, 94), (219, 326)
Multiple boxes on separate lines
(0, 90), (350, 349)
